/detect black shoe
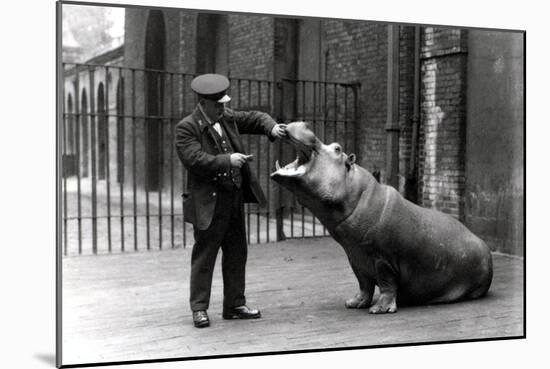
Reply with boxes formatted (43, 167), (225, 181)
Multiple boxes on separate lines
(222, 305), (261, 320)
(193, 310), (210, 328)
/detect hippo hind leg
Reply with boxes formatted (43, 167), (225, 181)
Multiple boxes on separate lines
(369, 293), (397, 314)
(369, 259), (398, 314)
(469, 251), (493, 299)
(345, 260), (375, 309)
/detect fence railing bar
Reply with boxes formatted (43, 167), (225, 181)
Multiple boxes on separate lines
(145, 130), (151, 251)
(63, 88), (68, 256)
(182, 167), (187, 248)
(105, 66), (113, 253)
(322, 83), (328, 236)
(63, 62), (196, 77)
(266, 81), (272, 243)
(88, 68), (99, 254)
(281, 77), (355, 86)
(312, 81), (317, 237)
(301, 81), (306, 122)
(131, 69), (138, 251)
(246, 80), (252, 244)
(333, 83), (338, 145)
(170, 72), (176, 249)
(74, 72), (83, 252)
(291, 193), (296, 236)
(256, 80), (261, 244)
(117, 69), (125, 252)
(181, 74), (187, 249)
(346, 87), (350, 152)
(64, 62), (274, 85)
(157, 72), (164, 250)
(119, 131), (125, 253)
(64, 212), (186, 221)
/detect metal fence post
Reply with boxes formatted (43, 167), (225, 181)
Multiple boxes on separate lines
(274, 81), (286, 241)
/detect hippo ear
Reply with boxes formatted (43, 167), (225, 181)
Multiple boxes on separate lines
(346, 153), (356, 170)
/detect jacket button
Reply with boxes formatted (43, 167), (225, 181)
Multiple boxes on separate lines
(212, 192), (216, 197)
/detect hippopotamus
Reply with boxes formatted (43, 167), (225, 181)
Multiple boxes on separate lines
(271, 122), (493, 313)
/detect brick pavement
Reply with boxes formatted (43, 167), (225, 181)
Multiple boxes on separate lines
(61, 237), (524, 366)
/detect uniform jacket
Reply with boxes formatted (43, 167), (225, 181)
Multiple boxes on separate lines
(175, 106), (277, 230)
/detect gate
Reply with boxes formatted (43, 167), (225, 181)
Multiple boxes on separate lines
(275, 79), (360, 240)
(60, 63), (359, 256)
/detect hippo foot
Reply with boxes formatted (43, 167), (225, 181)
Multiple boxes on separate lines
(368, 294), (397, 314)
(345, 291), (371, 309)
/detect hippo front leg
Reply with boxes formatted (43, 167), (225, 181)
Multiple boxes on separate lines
(369, 259), (398, 314)
(345, 289), (374, 308)
(345, 260), (375, 309)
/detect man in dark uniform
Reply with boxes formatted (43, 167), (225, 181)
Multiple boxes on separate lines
(175, 74), (286, 328)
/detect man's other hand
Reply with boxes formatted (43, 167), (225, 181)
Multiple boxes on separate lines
(230, 153), (253, 168)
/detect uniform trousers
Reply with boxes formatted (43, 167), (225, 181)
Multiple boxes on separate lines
(189, 186), (247, 312)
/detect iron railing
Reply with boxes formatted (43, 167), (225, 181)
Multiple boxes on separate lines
(276, 78), (360, 239)
(60, 62), (359, 256)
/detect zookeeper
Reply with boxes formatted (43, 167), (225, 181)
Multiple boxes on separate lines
(175, 73), (287, 328)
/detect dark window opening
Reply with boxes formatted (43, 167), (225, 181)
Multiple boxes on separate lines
(116, 78), (125, 184)
(81, 89), (89, 178)
(97, 83), (107, 180)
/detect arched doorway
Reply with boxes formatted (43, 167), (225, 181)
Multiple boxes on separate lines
(97, 82), (107, 180)
(67, 94), (75, 154)
(64, 94), (77, 177)
(116, 77), (125, 184)
(81, 88), (89, 178)
(144, 9), (166, 191)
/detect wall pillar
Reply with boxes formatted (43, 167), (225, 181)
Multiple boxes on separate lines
(385, 24), (400, 189)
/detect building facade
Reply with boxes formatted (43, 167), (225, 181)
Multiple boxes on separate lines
(62, 6), (524, 255)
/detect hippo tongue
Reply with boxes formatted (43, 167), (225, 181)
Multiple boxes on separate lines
(273, 156), (307, 177)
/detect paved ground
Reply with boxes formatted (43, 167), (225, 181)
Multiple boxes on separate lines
(61, 237), (524, 366)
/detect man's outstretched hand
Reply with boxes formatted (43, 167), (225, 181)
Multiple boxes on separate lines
(271, 124), (287, 139)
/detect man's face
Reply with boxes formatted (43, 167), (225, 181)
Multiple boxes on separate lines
(201, 99), (225, 121)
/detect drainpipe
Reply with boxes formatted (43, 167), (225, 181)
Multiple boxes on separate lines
(274, 18), (298, 241)
(406, 26), (421, 203)
(385, 24), (400, 189)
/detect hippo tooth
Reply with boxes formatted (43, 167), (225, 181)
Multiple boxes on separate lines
(275, 160), (281, 170)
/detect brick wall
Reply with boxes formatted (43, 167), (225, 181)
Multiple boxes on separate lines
(228, 15), (274, 81)
(418, 27), (468, 220)
(321, 22), (418, 193)
(123, 12), (473, 218)
(322, 21), (388, 175)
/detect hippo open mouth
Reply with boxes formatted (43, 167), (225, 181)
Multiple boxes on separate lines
(272, 122), (319, 177)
